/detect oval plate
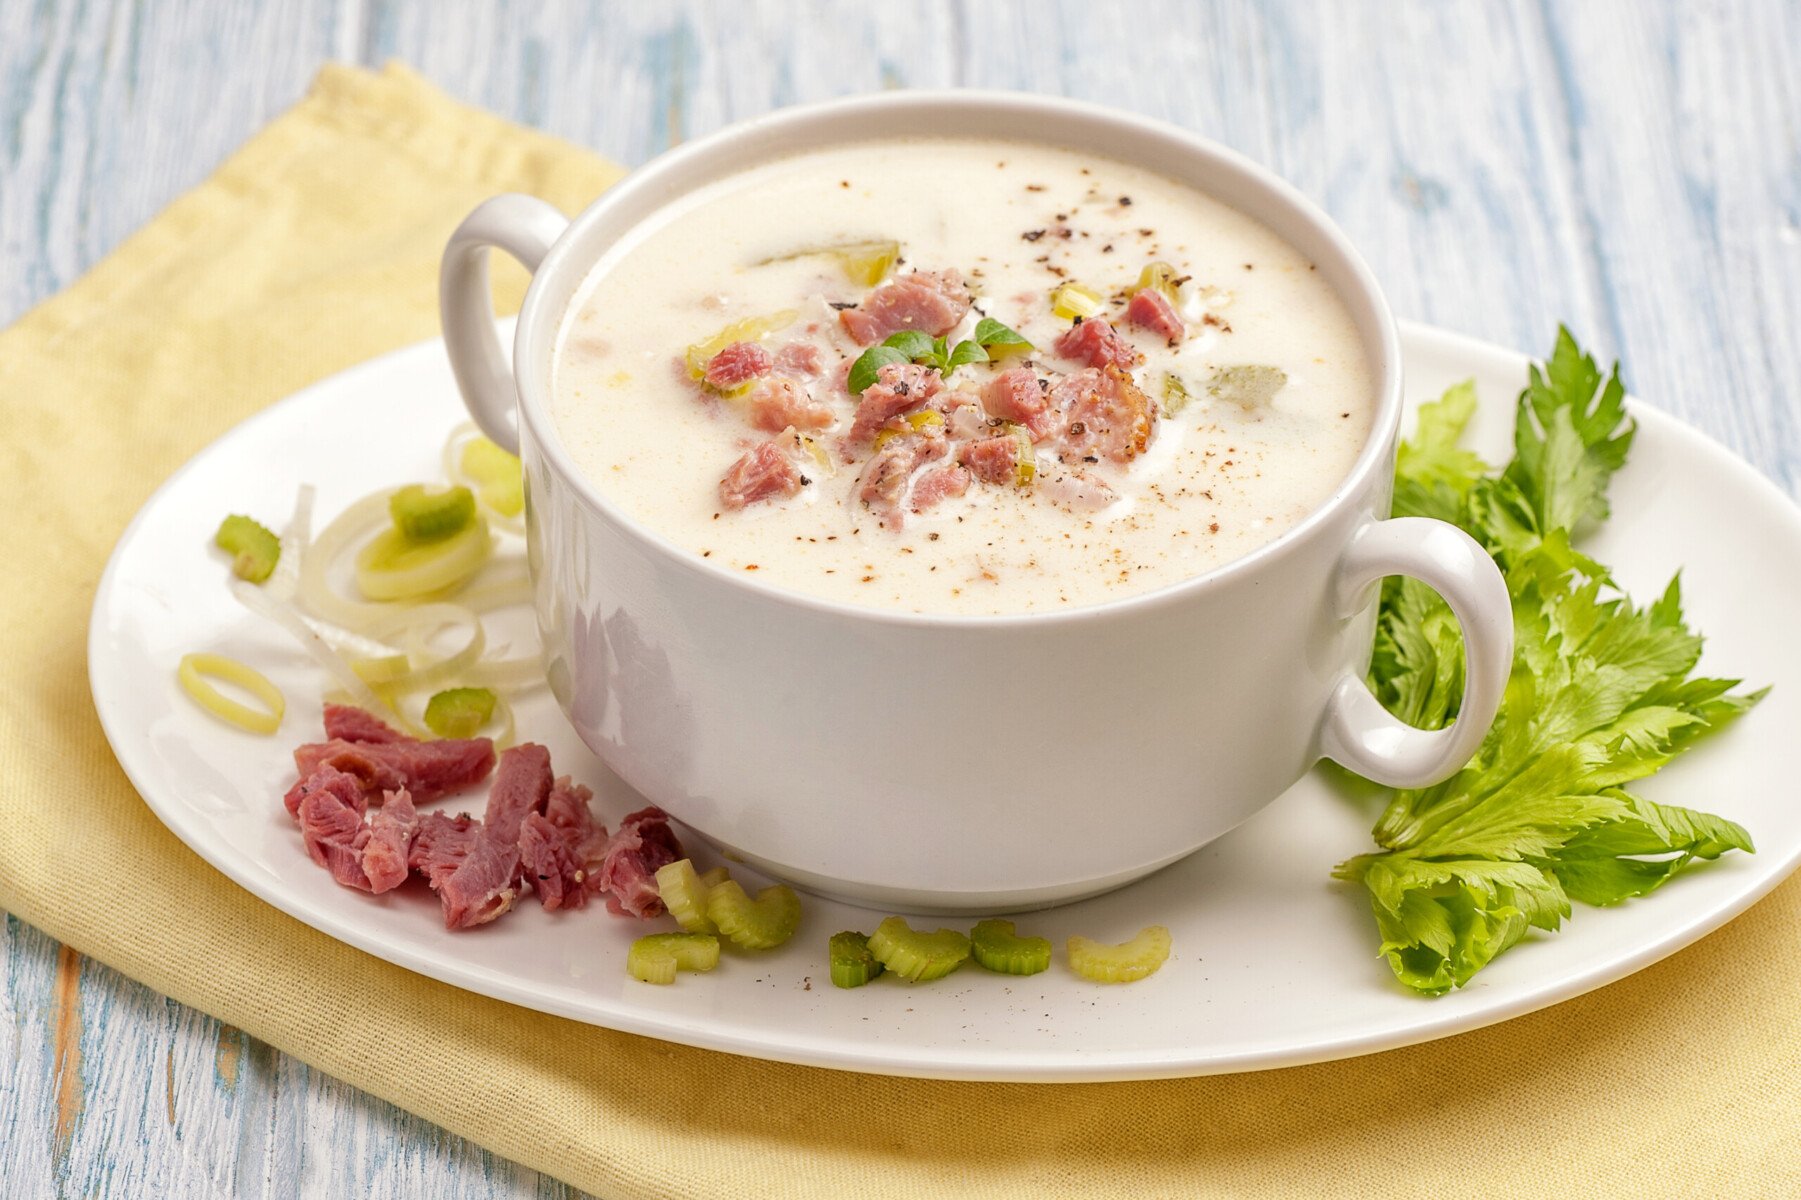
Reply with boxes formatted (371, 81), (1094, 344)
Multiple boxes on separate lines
(89, 323), (1801, 1082)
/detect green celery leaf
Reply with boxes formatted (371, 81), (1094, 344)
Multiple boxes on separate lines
(973, 317), (1032, 350)
(880, 330), (936, 362)
(943, 340), (989, 376)
(1392, 379), (1489, 524)
(1549, 793), (1753, 906)
(847, 345), (909, 394)
(1503, 325), (1635, 535)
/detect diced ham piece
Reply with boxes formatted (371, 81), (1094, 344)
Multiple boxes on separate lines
(1054, 317), (1143, 370)
(293, 766), (376, 892)
(702, 341), (772, 391)
(981, 367), (1054, 439)
(1050, 366), (1155, 463)
(284, 708), (494, 815)
(718, 436), (806, 509)
(484, 743), (552, 846)
(1125, 289), (1185, 343)
(846, 362), (944, 450)
(747, 376), (834, 433)
(324, 703), (406, 744)
(911, 464), (970, 510)
(594, 806), (684, 918)
(408, 811), (519, 930)
(838, 269), (971, 345)
(773, 341), (826, 379)
(858, 427), (950, 529)
(545, 776), (607, 862)
(960, 435), (1021, 486)
(362, 789), (417, 893)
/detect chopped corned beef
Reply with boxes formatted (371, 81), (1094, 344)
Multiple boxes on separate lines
(911, 464), (971, 510)
(858, 426), (950, 529)
(408, 811), (519, 930)
(409, 811), (481, 884)
(362, 789), (417, 894)
(846, 361), (944, 449)
(284, 708), (494, 815)
(519, 813), (587, 911)
(324, 703), (406, 744)
(838, 269), (971, 345)
(747, 376), (834, 433)
(546, 775), (610, 866)
(1054, 317), (1143, 371)
(773, 341), (826, 378)
(718, 436), (805, 509)
(1124, 288), (1185, 343)
(702, 341), (772, 391)
(484, 743), (553, 845)
(595, 807), (683, 918)
(959, 435), (1022, 485)
(294, 766), (375, 892)
(981, 367), (1054, 439)
(1051, 366), (1155, 463)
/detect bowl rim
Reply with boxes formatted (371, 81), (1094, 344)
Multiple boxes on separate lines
(511, 88), (1403, 630)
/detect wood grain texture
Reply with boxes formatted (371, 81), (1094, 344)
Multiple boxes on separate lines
(2, 1), (1796, 1195)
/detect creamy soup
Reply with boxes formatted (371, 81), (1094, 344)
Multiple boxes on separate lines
(551, 139), (1373, 615)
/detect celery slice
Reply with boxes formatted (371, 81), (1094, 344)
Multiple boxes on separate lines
(1050, 282), (1105, 321)
(867, 917), (970, 983)
(706, 879), (802, 950)
(655, 859), (719, 935)
(388, 484), (476, 541)
(683, 311), (799, 381)
(1207, 365), (1287, 409)
(1162, 373), (1192, 416)
(177, 652), (285, 735)
(422, 686), (496, 739)
(828, 931), (885, 989)
(870, 408), (945, 450)
(627, 933), (720, 985)
(1067, 925), (1171, 983)
(459, 437), (525, 518)
(1131, 261), (1180, 300)
(214, 515), (280, 583)
(1009, 425), (1037, 486)
(354, 517), (491, 601)
(699, 866), (731, 889)
(760, 239), (899, 287)
(969, 919), (1051, 976)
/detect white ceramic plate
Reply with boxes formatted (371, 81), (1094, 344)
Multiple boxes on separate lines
(90, 322), (1801, 1082)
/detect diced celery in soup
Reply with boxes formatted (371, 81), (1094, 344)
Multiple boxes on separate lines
(551, 138), (1373, 615)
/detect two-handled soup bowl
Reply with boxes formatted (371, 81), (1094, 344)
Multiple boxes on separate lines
(440, 91), (1511, 912)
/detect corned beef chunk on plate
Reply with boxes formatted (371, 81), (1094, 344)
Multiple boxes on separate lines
(595, 806), (683, 918)
(281, 709), (683, 928)
(282, 706), (495, 815)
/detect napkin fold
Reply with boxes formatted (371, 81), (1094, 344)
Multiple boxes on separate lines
(1, 62), (1796, 1199)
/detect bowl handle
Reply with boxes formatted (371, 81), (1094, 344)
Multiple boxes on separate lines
(439, 195), (571, 454)
(1318, 517), (1513, 789)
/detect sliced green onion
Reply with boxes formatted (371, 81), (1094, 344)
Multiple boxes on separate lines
(354, 518), (491, 602)
(389, 484), (476, 541)
(177, 652), (285, 734)
(627, 933), (720, 985)
(214, 515), (280, 583)
(423, 686), (496, 738)
(969, 919), (1051, 976)
(655, 859), (720, 934)
(705, 879), (802, 950)
(1067, 925), (1171, 983)
(829, 931), (885, 989)
(866, 917), (970, 983)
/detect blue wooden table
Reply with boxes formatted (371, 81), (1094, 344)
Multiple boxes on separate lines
(2, 1), (1796, 1194)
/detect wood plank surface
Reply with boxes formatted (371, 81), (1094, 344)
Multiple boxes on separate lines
(2, 1), (1796, 1195)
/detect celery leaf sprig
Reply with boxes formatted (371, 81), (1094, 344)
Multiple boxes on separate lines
(1336, 328), (1764, 995)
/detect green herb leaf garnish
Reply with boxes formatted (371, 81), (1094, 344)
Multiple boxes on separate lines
(973, 317), (1032, 352)
(881, 329), (936, 361)
(944, 340), (989, 373)
(1334, 326), (1764, 996)
(847, 345), (910, 394)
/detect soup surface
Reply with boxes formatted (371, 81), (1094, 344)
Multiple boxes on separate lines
(551, 138), (1374, 615)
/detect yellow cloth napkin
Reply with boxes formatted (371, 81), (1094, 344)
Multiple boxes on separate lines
(2, 62), (1797, 1199)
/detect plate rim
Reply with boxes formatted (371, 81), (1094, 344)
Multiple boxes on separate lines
(87, 319), (1801, 1082)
